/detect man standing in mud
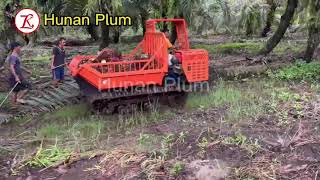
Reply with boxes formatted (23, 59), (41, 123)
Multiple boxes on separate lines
(51, 37), (66, 88)
(8, 42), (31, 105)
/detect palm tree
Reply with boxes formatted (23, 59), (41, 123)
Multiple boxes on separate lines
(63, 0), (100, 41)
(122, 0), (154, 35)
(1, 0), (21, 45)
(261, 0), (278, 37)
(259, 0), (298, 55)
(81, 0), (123, 49)
(304, 0), (320, 63)
(167, 0), (202, 43)
(63, 0), (124, 45)
(238, 2), (265, 36)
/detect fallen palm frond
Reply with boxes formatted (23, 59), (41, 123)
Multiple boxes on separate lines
(1, 77), (80, 125)
(0, 113), (11, 124)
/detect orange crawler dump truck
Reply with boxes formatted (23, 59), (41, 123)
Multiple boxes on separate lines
(69, 19), (209, 114)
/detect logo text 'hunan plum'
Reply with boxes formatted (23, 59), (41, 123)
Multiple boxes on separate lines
(44, 13), (132, 26)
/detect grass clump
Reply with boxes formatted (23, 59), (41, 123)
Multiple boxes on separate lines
(137, 133), (159, 146)
(170, 161), (185, 177)
(223, 133), (248, 146)
(44, 104), (90, 120)
(311, 84), (320, 93)
(117, 109), (174, 130)
(38, 124), (64, 138)
(70, 120), (105, 140)
(272, 88), (302, 102)
(186, 83), (242, 109)
(226, 99), (265, 122)
(273, 42), (305, 55)
(25, 143), (71, 168)
(274, 62), (320, 82)
(0, 92), (9, 108)
(37, 116), (106, 144)
(193, 42), (262, 55)
(222, 133), (260, 156)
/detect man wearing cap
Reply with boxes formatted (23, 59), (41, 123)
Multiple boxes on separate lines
(8, 42), (31, 105)
(51, 37), (66, 87)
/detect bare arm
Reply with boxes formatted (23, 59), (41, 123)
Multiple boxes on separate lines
(10, 64), (20, 82)
(51, 55), (55, 69)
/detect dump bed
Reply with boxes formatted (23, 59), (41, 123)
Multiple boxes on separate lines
(69, 19), (209, 92)
(69, 32), (169, 91)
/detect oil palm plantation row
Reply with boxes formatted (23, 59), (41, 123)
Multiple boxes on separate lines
(0, 0), (319, 61)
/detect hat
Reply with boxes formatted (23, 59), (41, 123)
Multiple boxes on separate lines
(9, 42), (21, 51)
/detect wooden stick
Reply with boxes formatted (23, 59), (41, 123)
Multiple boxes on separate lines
(0, 82), (19, 108)
(52, 63), (69, 70)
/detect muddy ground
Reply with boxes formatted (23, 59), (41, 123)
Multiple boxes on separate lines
(1, 35), (320, 180)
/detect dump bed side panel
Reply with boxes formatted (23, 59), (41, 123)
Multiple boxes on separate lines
(143, 32), (168, 72)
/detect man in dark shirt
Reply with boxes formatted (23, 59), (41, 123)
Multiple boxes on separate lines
(8, 42), (31, 105)
(51, 37), (66, 87)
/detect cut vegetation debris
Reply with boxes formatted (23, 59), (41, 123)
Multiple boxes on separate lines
(24, 141), (71, 168)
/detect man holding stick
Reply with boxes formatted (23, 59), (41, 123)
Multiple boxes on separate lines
(51, 37), (66, 87)
(8, 42), (31, 105)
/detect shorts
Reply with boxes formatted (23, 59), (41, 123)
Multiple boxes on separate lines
(9, 78), (31, 93)
(52, 67), (65, 80)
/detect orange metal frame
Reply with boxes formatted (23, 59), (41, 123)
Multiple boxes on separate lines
(69, 19), (209, 91)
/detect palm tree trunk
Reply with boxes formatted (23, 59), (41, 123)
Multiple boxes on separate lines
(161, 12), (168, 32)
(170, 24), (177, 44)
(304, 27), (320, 63)
(161, 0), (169, 32)
(23, 35), (30, 45)
(87, 23), (99, 41)
(261, 0), (277, 37)
(304, 1), (320, 63)
(113, 27), (120, 44)
(141, 11), (149, 35)
(0, 42), (7, 68)
(259, 0), (298, 55)
(141, 16), (146, 35)
(170, 14), (183, 44)
(41, 24), (49, 36)
(28, 33), (38, 46)
(99, 23), (110, 50)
